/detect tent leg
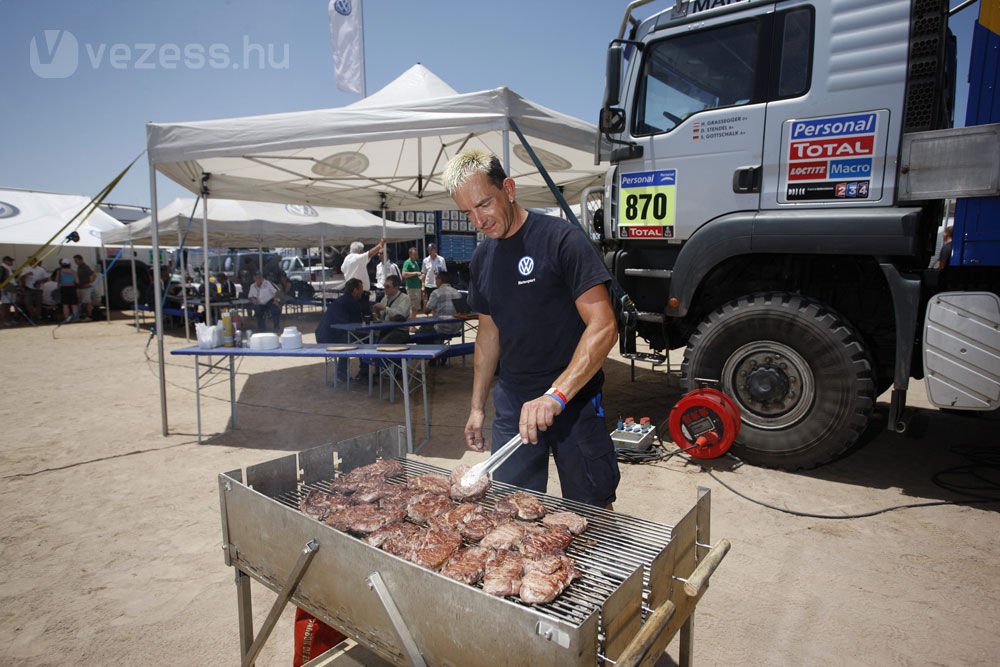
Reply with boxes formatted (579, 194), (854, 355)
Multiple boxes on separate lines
(102, 241), (112, 325)
(130, 240), (139, 331)
(149, 157), (169, 436)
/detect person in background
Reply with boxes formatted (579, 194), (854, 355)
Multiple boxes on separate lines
(422, 243), (447, 307)
(41, 275), (60, 317)
(18, 259), (43, 323)
(215, 272), (237, 298)
(443, 148), (620, 509)
(340, 239), (385, 297)
(73, 254), (96, 321)
(374, 252), (401, 302)
(933, 225), (953, 269)
(57, 258), (80, 324)
(0, 256), (16, 326)
(315, 278), (365, 381)
(401, 246), (423, 318)
(422, 271), (463, 336)
(372, 274), (411, 341)
(248, 271), (281, 333)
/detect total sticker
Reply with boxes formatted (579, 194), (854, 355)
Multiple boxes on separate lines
(619, 169), (676, 229)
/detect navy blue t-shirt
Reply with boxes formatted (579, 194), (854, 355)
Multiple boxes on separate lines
(469, 211), (611, 395)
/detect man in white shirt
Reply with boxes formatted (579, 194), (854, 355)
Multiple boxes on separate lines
(374, 254), (401, 301)
(421, 243), (447, 306)
(248, 271), (281, 332)
(340, 238), (385, 293)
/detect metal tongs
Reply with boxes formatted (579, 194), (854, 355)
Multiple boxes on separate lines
(459, 434), (524, 487)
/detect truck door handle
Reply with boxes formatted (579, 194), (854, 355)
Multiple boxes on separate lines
(733, 166), (761, 193)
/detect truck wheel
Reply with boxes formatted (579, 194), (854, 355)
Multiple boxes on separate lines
(107, 274), (144, 310)
(682, 293), (874, 470)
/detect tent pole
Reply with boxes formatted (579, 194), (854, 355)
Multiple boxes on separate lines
(320, 234), (326, 308)
(202, 195), (211, 326)
(149, 156), (169, 436)
(180, 236), (191, 342)
(502, 130), (511, 175)
(101, 240), (111, 325)
(129, 238), (139, 331)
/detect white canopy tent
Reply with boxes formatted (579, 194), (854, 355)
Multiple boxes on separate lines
(101, 197), (424, 247)
(1, 189), (132, 325)
(143, 64), (607, 435)
(146, 64), (606, 211)
(1, 188), (126, 250)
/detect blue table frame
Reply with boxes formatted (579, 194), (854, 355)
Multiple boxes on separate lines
(331, 316), (477, 389)
(171, 343), (447, 452)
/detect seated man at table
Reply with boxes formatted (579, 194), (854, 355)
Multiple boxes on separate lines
(371, 274), (411, 344)
(248, 271), (281, 333)
(315, 278), (365, 381)
(421, 271), (463, 336)
(214, 272), (237, 298)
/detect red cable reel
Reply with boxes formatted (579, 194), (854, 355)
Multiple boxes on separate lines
(668, 388), (741, 459)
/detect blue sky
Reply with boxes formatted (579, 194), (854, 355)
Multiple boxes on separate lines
(0, 0), (981, 208)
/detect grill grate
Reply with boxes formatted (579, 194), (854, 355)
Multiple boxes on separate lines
(273, 458), (672, 630)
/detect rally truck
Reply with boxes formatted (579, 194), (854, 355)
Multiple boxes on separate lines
(595, 0), (1000, 469)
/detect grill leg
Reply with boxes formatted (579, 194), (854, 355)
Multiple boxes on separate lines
(241, 539), (320, 667)
(236, 568), (254, 664)
(679, 617), (693, 667)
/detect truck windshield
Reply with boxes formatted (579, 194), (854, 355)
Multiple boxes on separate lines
(634, 18), (759, 135)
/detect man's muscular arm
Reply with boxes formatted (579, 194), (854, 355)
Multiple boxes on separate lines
(465, 313), (500, 452)
(518, 284), (617, 444)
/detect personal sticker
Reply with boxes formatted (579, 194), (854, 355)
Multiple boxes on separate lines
(783, 112), (878, 201)
(618, 169), (677, 238)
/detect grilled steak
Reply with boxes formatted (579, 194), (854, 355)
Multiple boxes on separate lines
(381, 523), (424, 558)
(495, 492), (547, 521)
(378, 487), (422, 513)
(340, 504), (406, 535)
(410, 525), (463, 570)
(428, 502), (481, 531)
(329, 459), (403, 493)
(459, 510), (499, 543)
(541, 511), (588, 535)
(406, 492), (455, 523)
(363, 521), (405, 548)
(363, 459), (404, 479)
(448, 464), (491, 502)
(351, 480), (391, 504)
(480, 521), (528, 550)
(441, 546), (492, 585)
(482, 549), (524, 597)
(519, 555), (579, 605)
(406, 474), (451, 495)
(520, 525), (574, 558)
(298, 489), (351, 521)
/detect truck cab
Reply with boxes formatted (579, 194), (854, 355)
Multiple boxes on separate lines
(597, 0), (998, 469)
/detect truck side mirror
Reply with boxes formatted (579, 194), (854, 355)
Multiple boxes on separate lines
(602, 43), (624, 109)
(600, 108), (627, 134)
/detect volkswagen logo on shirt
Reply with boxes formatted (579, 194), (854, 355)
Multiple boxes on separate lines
(0, 201), (20, 219)
(518, 256), (534, 276)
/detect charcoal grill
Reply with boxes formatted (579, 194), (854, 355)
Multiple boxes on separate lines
(220, 427), (729, 667)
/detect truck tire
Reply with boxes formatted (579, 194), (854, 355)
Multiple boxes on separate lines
(682, 293), (874, 470)
(107, 273), (144, 310)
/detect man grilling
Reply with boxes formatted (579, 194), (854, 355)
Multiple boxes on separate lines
(443, 149), (620, 508)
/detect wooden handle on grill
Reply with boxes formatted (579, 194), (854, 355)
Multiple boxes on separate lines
(614, 599), (677, 667)
(683, 538), (731, 597)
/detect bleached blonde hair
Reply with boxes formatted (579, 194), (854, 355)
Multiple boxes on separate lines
(442, 149), (507, 194)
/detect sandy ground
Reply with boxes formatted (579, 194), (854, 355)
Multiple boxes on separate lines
(1, 312), (998, 666)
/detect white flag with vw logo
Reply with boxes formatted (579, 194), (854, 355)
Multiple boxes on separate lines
(328, 0), (365, 95)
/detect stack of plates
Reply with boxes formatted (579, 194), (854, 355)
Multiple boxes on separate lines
(249, 332), (280, 350)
